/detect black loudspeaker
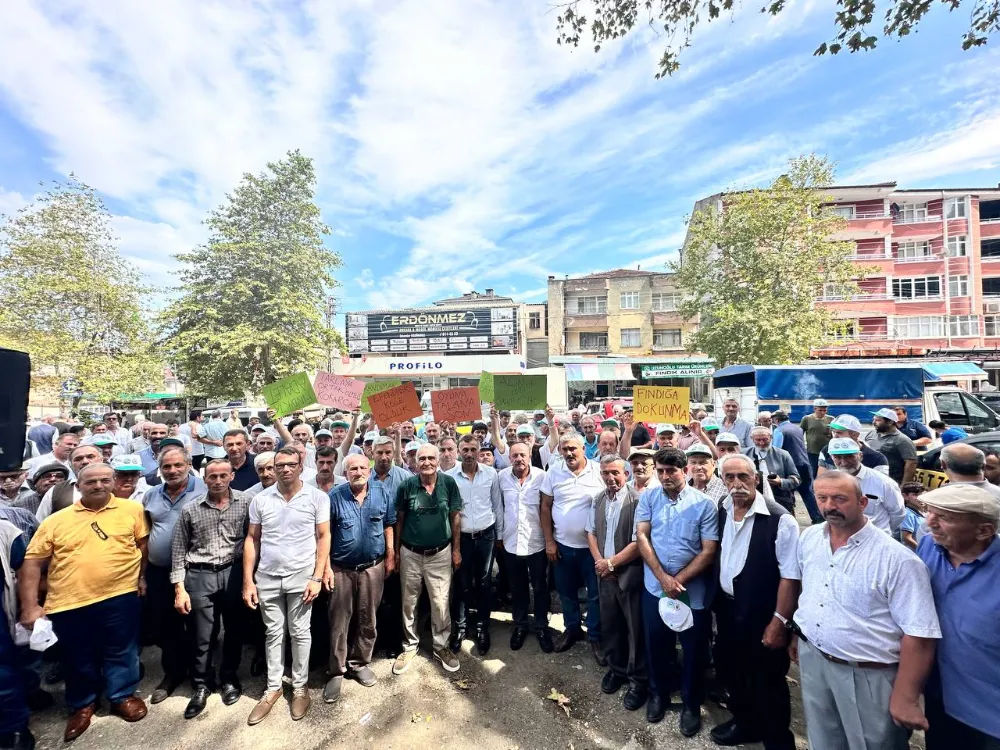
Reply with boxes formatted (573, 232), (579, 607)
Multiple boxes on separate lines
(0, 348), (30, 471)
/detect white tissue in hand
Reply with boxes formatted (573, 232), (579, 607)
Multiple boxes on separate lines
(29, 617), (58, 651)
(13, 623), (31, 646)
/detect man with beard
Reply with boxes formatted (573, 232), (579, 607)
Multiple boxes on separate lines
(743, 427), (800, 513)
(423, 422), (442, 446)
(627, 449), (656, 493)
(865, 409), (918, 485)
(254, 432), (276, 456)
(826, 438), (905, 535)
(136, 423), (170, 475)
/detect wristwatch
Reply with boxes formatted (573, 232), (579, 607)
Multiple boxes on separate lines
(607, 559), (615, 572)
(773, 611), (790, 627)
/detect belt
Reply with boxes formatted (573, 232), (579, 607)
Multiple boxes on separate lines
(188, 561), (233, 572)
(334, 555), (385, 573)
(403, 541), (451, 556)
(461, 524), (495, 540)
(816, 647), (895, 670)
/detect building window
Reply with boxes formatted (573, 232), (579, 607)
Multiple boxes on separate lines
(830, 205), (855, 219)
(620, 328), (641, 347)
(895, 241), (932, 260)
(893, 316), (944, 338)
(945, 197), (967, 219)
(984, 278), (1000, 296)
(653, 329), (682, 349)
(948, 275), (969, 297)
(619, 291), (640, 310)
(528, 311), (541, 330)
(892, 276), (941, 300)
(986, 316), (1000, 336)
(573, 296), (607, 314)
(946, 235), (967, 257)
(983, 239), (1000, 259)
(898, 203), (929, 222)
(651, 293), (681, 312)
(949, 315), (979, 336)
(579, 332), (608, 351)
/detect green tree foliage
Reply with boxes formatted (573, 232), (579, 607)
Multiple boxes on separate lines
(556, 0), (998, 77)
(671, 155), (860, 366)
(0, 177), (163, 405)
(159, 150), (343, 399)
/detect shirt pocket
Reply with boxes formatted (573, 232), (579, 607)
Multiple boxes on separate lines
(369, 514), (385, 536)
(338, 519), (357, 544)
(962, 611), (1000, 654)
(831, 571), (874, 618)
(675, 517), (700, 541)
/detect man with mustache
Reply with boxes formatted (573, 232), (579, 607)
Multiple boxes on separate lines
(826, 438), (905, 535)
(791, 471), (941, 750)
(685, 444), (727, 506)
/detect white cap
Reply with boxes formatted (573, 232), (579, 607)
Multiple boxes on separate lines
(830, 414), (862, 433)
(363, 430), (380, 442)
(813, 398), (830, 407)
(827, 437), (860, 455)
(872, 408), (898, 422)
(250, 424), (268, 433)
(715, 432), (740, 445)
(656, 423), (676, 435)
(658, 596), (694, 632)
(685, 443), (714, 457)
(404, 441), (421, 453)
(110, 454), (144, 472)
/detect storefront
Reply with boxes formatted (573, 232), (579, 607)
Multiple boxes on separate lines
(331, 353), (526, 394)
(639, 361), (715, 402)
(557, 357), (715, 405)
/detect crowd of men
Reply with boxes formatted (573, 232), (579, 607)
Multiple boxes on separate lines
(1, 397), (998, 750)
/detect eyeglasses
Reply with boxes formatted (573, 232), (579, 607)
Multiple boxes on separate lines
(90, 522), (108, 541)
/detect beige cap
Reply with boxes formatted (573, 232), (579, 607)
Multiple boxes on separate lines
(921, 483), (1000, 522)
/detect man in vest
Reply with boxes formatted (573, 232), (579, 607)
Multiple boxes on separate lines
(586, 455), (647, 712)
(711, 454), (801, 749)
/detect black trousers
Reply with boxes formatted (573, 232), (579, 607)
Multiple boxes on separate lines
(143, 564), (190, 683)
(506, 550), (549, 633)
(185, 565), (245, 687)
(598, 578), (646, 689)
(926, 695), (1000, 750)
(714, 595), (794, 750)
(192, 455), (204, 471)
(451, 528), (496, 633)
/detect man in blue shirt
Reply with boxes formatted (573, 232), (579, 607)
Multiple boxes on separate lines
(720, 399), (753, 449)
(636, 447), (719, 735)
(917, 483), (1000, 749)
(894, 406), (934, 448)
(773, 411), (823, 524)
(323, 453), (396, 704)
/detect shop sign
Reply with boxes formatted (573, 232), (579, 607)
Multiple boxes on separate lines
(641, 364), (715, 379)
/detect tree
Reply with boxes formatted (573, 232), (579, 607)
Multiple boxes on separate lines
(556, 0), (999, 78)
(0, 177), (163, 407)
(671, 155), (861, 367)
(159, 150), (343, 399)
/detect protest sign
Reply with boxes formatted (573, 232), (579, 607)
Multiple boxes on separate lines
(313, 372), (365, 411)
(478, 371), (494, 403)
(633, 386), (690, 423)
(493, 374), (547, 410)
(430, 387), (482, 424)
(367, 382), (423, 425)
(262, 372), (317, 418)
(361, 380), (403, 413)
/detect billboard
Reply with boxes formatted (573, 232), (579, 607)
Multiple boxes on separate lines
(346, 307), (516, 354)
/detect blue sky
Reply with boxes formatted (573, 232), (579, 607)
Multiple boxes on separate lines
(1, 0), (999, 323)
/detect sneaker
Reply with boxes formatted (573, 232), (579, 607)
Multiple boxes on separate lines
(434, 648), (460, 673)
(392, 650), (417, 676)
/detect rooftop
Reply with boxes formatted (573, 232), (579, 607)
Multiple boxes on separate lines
(550, 268), (668, 281)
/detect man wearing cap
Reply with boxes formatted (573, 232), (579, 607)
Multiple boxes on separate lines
(515, 425), (546, 469)
(0, 467), (32, 508)
(587, 455), (647, 712)
(111, 455), (150, 501)
(867, 408), (918, 485)
(628, 448), (656, 493)
(916, 484), (1000, 749)
(940, 443), (1000, 501)
(799, 399), (834, 479)
(825, 438), (905, 534)
(223, 430), (257, 491)
(580, 416), (600, 460)
(714, 432), (743, 458)
(308, 446), (349, 494)
(792, 470), (941, 750)
(136, 422), (169, 475)
(893, 406), (934, 448)
(16, 464), (69, 516)
(685, 443), (727, 506)
(743, 427), (800, 513)
(720, 399), (753, 450)
(711, 454), (800, 749)
(756, 411), (784, 450)
(636, 447), (719, 733)
(35, 445), (105, 521)
(253, 431), (276, 456)
(817, 414), (889, 476)
(91, 433), (120, 461)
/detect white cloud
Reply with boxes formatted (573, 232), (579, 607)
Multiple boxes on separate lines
(0, 188), (27, 218)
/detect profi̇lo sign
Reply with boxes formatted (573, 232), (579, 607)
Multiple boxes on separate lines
(388, 361), (445, 371)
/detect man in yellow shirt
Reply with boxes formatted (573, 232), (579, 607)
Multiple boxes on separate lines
(18, 462), (150, 742)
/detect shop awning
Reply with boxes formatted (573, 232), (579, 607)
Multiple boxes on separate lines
(922, 362), (987, 380)
(565, 363), (635, 381)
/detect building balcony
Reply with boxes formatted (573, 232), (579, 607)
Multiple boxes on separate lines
(893, 253), (943, 264)
(567, 345), (610, 354)
(850, 211), (892, 220)
(817, 293), (891, 302)
(847, 252), (891, 261)
(894, 295), (944, 303)
(893, 214), (942, 225)
(563, 314), (609, 328)
(651, 343), (684, 351)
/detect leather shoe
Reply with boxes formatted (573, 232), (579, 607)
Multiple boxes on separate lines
(323, 676), (343, 704)
(449, 628), (465, 654)
(646, 693), (666, 724)
(64, 704), (95, 742)
(590, 640), (608, 667)
(710, 718), (760, 746)
(247, 690), (281, 726)
(290, 688), (310, 721)
(349, 666), (377, 687)
(509, 627), (527, 651)
(536, 629), (554, 653)
(553, 628), (583, 653)
(150, 677), (182, 705)
(111, 696), (148, 722)
(0, 730), (34, 749)
(600, 670), (627, 695)
(184, 687), (210, 720)
(680, 706), (702, 737)
(220, 682), (242, 706)
(623, 687), (647, 711)
(475, 628), (491, 656)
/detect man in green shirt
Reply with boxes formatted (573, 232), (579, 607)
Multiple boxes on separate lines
(799, 398), (834, 479)
(392, 444), (463, 675)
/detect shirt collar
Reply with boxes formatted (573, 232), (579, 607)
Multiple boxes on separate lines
(722, 491), (769, 517)
(936, 535), (1000, 567)
(73, 494), (120, 511)
(823, 517), (875, 547)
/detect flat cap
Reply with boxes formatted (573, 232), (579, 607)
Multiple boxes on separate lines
(921, 483), (1000, 522)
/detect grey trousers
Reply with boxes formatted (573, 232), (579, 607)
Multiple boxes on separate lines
(257, 567), (313, 692)
(799, 639), (909, 750)
(598, 577), (646, 688)
(401, 546), (452, 652)
(328, 560), (386, 675)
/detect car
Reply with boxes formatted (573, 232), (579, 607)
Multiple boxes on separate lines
(585, 399), (633, 419)
(914, 430), (1000, 489)
(975, 392), (1000, 414)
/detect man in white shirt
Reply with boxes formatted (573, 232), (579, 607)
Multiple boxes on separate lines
(197, 410), (228, 461)
(180, 411), (206, 471)
(446, 435), (503, 656)
(101, 412), (132, 451)
(540, 434), (605, 663)
(26, 432), (79, 475)
(826, 438), (905, 535)
(711, 454), (800, 749)
(792, 470), (941, 750)
(498, 442), (552, 653)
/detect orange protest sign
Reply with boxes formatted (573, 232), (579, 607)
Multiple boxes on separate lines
(430, 387), (482, 424)
(632, 386), (690, 423)
(366, 382), (423, 426)
(313, 372), (365, 411)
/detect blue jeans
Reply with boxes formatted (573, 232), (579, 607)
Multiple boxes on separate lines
(50, 593), (141, 711)
(0, 613), (28, 735)
(554, 543), (600, 641)
(642, 591), (709, 711)
(452, 528), (497, 633)
(796, 462), (823, 523)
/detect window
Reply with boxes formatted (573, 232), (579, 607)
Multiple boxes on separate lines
(948, 275), (969, 297)
(651, 293), (681, 312)
(893, 316), (944, 338)
(826, 321), (857, 339)
(935, 392), (966, 423)
(528, 312), (541, 330)
(948, 315), (979, 337)
(578, 332), (608, 350)
(619, 291), (640, 310)
(987, 316), (1000, 336)
(652, 329), (682, 349)
(893, 276), (941, 300)
(984, 278), (1000, 296)
(896, 241), (932, 260)
(960, 393), (997, 429)
(983, 239), (1000, 259)
(573, 296), (607, 314)
(899, 203), (928, 222)
(620, 328), (641, 347)
(946, 235), (967, 257)
(945, 197), (967, 219)
(830, 205), (855, 219)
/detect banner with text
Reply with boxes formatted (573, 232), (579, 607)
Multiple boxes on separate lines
(633, 385), (690, 423)
(367, 382), (423, 425)
(360, 380), (403, 413)
(430, 387), (483, 424)
(262, 372), (317, 418)
(493, 374), (547, 411)
(478, 371), (494, 403)
(313, 372), (366, 411)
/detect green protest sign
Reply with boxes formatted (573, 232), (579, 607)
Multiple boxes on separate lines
(493, 374), (547, 410)
(361, 380), (402, 413)
(262, 372), (317, 418)
(478, 371), (494, 403)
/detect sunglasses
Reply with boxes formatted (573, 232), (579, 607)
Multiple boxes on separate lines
(91, 522), (108, 541)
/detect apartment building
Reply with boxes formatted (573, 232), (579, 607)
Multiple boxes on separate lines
(547, 269), (711, 402)
(520, 302), (549, 368)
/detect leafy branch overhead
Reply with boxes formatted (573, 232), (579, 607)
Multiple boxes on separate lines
(555, 0), (999, 78)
